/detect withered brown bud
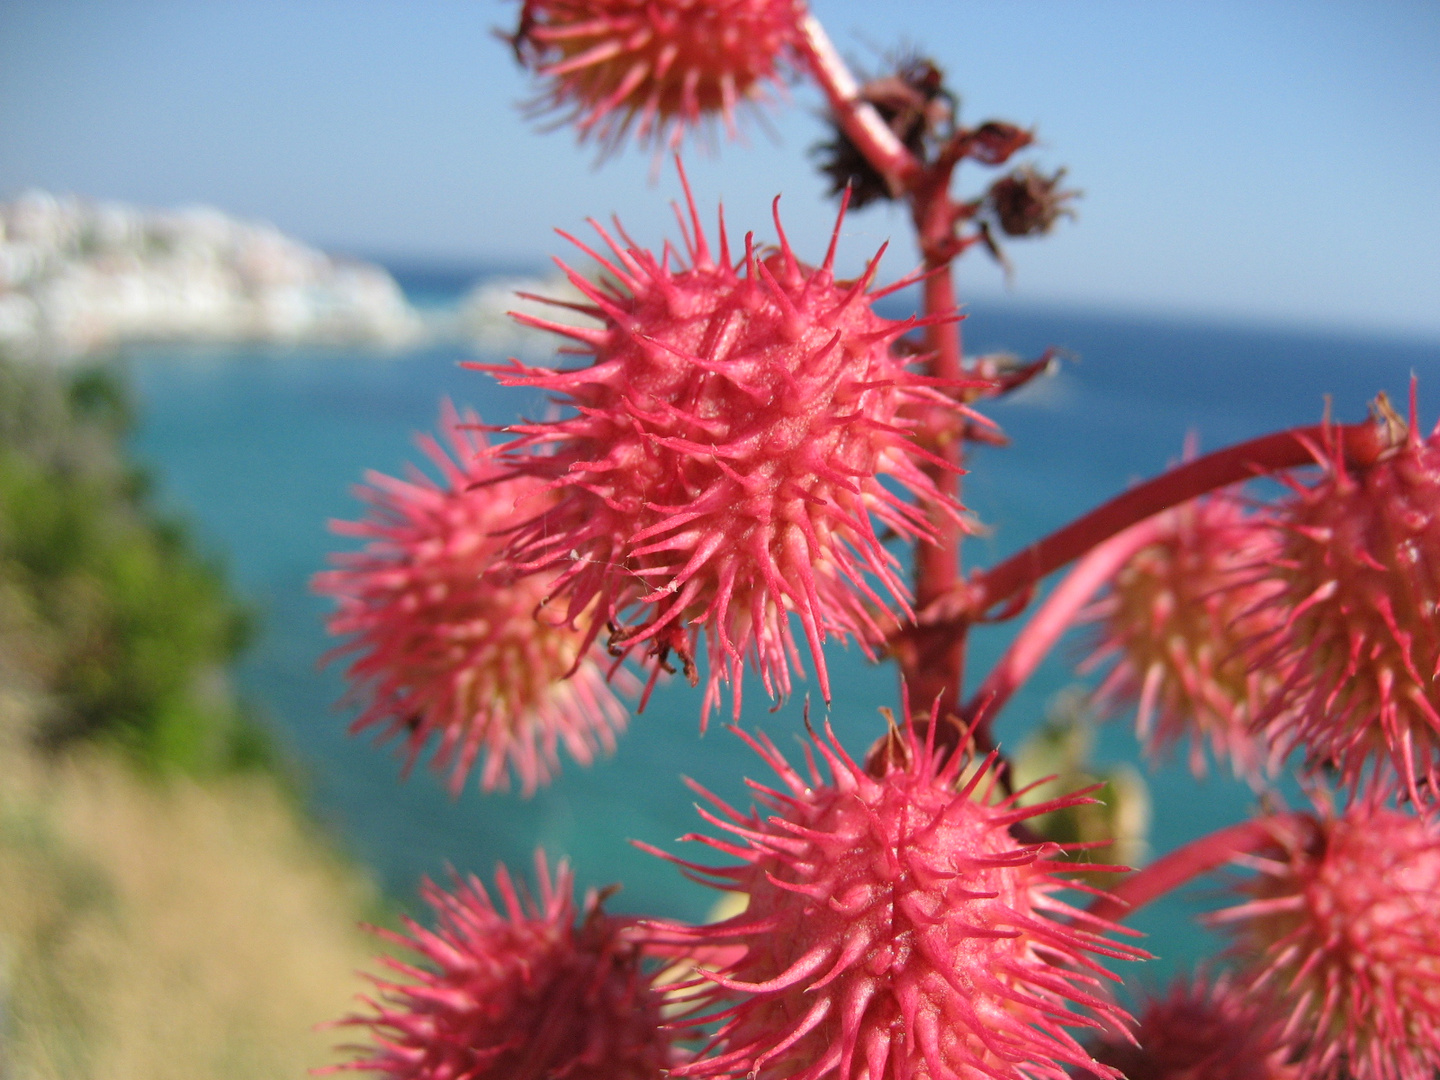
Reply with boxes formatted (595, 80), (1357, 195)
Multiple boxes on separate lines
(813, 55), (952, 208)
(986, 166), (1078, 237)
(963, 122), (1033, 166)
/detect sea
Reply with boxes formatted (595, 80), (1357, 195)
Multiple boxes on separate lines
(120, 267), (1440, 993)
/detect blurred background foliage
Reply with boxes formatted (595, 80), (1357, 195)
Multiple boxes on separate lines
(0, 355), (266, 773)
(0, 353), (383, 1080)
(1010, 690), (1152, 883)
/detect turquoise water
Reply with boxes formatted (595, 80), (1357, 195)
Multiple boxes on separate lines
(122, 292), (1439, 990)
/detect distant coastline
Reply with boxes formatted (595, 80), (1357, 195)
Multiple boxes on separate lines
(0, 191), (428, 362)
(0, 190), (616, 364)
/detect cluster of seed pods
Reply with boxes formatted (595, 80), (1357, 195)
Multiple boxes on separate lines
(316, 4), (1440, 1078)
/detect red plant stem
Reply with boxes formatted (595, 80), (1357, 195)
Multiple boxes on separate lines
(796, 14), (921, 194)
(962, 515), (1165, 733)
(1086, 814), (1309, 925)
(971, 421), (1388, 618)
(905, 255), (968, 715)
(798, 11), (968, 718)
(900, 85), (969, 716)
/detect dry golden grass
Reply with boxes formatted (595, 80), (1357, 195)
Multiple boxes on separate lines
(0, 686), (386, 1080)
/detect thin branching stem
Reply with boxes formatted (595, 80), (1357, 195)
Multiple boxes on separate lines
(962, 516), (1165, 737)
(798, 12), (972, 719)
(1086, 814), (1310, 924)
(971, 420), (1389, 619)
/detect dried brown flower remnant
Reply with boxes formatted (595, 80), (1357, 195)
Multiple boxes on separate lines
(988, 165), (1078, 237)
(962, 120), (1035, 166)
(814, 55), (952, 207)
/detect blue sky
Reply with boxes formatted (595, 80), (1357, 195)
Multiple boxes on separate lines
(2, 0), (1437, 338)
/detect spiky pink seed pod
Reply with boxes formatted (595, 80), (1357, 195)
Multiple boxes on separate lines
(334, 852), (674, 1080)
(1083, 971), (1298, 1080)
(1209, 803), (1440, 1080)
(1085, 492), (1287, 779)
(313, 402), (631, 796)
(484, 174), (979, 723)
(640, 712), (1145, 1080)
(510, 0), (807, 152)
(1243, 411), (1440, 799)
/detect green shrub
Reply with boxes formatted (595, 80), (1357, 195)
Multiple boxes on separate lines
(0, 358), (269, 774)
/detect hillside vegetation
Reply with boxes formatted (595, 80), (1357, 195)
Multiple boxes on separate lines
(0, 356), (383, 1079)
